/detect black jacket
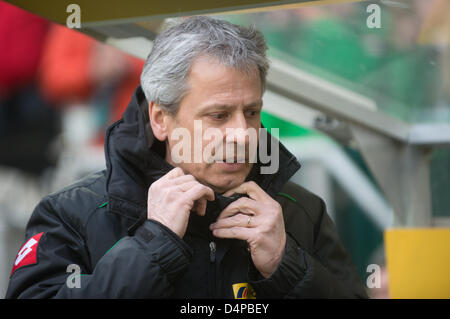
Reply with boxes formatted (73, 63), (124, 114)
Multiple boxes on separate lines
(6, 86), (368, 299)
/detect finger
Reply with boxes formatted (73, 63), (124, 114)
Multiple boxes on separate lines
(210, 213), (257, 230)
(161, 167), (185, 181)
(174, 180), (201, 192)
(212, 226), (252, 241)
(170, 174), (196, 186)
(223, 182), (250, 197)
(193, 198), (207, 216)
(223, 181), (269, 202)
(216, 197), (259, 220)
(184, 183), (215, 202)
(175, 181), (213, 216)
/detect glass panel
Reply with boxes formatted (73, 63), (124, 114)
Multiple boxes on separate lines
(218, 0), (450, 124)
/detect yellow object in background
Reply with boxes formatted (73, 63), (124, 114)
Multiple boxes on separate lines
(385, 228), (450, 299)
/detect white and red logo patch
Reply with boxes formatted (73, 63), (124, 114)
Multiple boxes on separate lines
(11, 232), (44, 276)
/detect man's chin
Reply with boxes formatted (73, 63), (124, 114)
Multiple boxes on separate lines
(202, 174), (247, 195)
(180, 162), (252, 194)
(207, 163), (253, 194)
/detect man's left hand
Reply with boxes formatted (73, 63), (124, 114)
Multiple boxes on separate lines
(210, 181), (286, 278)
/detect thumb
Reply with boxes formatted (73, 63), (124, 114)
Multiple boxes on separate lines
(193, 198), (207, 216)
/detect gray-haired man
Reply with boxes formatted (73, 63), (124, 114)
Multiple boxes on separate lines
(6, 16), (367, 298)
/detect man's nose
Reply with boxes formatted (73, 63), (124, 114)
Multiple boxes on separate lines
(226, 112), (249, 145)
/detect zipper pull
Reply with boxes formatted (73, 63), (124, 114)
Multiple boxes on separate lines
(209, 241), (216, 263)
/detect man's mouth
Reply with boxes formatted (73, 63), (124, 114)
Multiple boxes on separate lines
(216, 161), (245, 171)
(218, 157), (247, 163)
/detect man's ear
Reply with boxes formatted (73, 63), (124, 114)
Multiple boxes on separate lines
(149, 101), (169, 141)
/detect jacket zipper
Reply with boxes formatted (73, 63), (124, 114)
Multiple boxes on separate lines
(209, 241), (216, 298)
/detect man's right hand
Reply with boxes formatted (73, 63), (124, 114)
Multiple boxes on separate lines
(147, 167), (215, 238)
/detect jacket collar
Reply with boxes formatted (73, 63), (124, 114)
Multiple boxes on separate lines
(104, 86), (301, 224)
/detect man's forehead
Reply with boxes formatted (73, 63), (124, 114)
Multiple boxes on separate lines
(174, 55), (263, 115)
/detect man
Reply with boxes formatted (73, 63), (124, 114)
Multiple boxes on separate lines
(6, 16), (367, 298)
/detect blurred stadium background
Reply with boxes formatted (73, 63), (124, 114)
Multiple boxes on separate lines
(0, 0), (449, 298)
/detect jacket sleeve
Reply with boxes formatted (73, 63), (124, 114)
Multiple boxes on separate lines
(6, 196), (192, 298)
(248, 198), (368, 299)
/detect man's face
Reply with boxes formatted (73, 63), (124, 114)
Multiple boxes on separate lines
(164, 56), (263, 193)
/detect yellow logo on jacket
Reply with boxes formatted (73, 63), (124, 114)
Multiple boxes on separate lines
(232, 283), (256, 299)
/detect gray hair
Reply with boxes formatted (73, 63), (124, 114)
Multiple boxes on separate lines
(140, 16), (269, 114)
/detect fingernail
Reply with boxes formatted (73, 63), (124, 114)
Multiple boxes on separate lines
(209, 223), (215, 230)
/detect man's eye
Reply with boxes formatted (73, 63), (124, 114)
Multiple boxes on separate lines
(209, 113), (228, 120)
(246, 110), (261, 117)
